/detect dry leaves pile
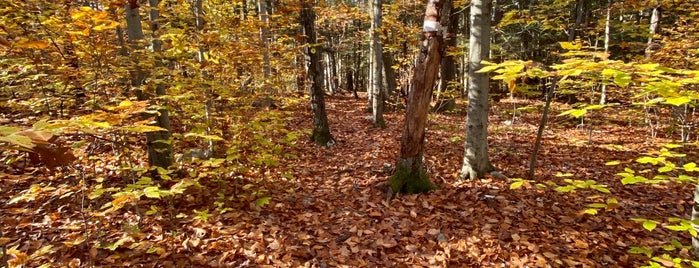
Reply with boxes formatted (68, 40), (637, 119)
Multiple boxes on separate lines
(0, 96), (692, 267)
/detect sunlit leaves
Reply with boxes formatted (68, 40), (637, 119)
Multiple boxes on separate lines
(15, 40), (50, 49)
(559, 42), (582, 50)
(664, 96), (691, 106)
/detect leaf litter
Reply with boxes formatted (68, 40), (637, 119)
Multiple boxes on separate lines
(0, 95), (693, 267)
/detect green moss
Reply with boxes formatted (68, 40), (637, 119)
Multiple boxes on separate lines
(388, 163), (437, 194)
(310, 128), (334, 146)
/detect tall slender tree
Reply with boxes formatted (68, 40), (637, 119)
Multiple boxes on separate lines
(388, 0), (443, 194)
(460, 0), (499, 180)
(301, 0), (334, 146)
(370, 0), (386, 127)
(124, 0), (173, 168)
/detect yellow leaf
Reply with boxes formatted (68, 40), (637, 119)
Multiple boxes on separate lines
(92, 21), (120, 31)
(118, 100), (133, 108)
(508, 80), (517, 92)
(559, 42), (582, 50)
(67, 28), (90, 36)
(17, 40), (50, 49)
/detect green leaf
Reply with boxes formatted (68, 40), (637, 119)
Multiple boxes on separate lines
(636, 156), (663, 165)
(121, 125), (168, 133)
(510, 180), (525, 190)
(559, 42), (582, 50)
(605, 161), (620, 166)
(628, 246), (652, 257)
(684, 162), (699, 172)
(643, 220), (658, 231)
(146, 247), (161, 254)
(621, 176), (645, 185)
(0, 134), (35, 149)
(143, 186), (161, 199)
(554, 185), (576, 193)
(105, 237), (130, 251)
(583, 208), (598, 215)
(0, 126), (22, 136)
(558, 109), (587, 118)
(184, 132), (225, 141)
(658, 163), (676, 173)
(255, 196), (271, 207)
(613, 73), (632, 88)
(591, 185), (611, 193)
(587, 203), (607, 208)
(664, 225), (688, 231)
(476, 65), (502, 73)
(665, 96), (691, 106)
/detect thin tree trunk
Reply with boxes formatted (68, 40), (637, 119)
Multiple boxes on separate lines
(382, 49), (397, 100)
(145, 0), (173, 168)
(388, 0), (443, 195)
(194, 0), (214, 158)
(600, 0), (611, 105)
(568, 0), (585, 42)
(301, 1), (334, 146)
(528, 77), (557, 179)
(438, 0), (458, 98)
(645, 2), (661, 58)
(371, 0), (386, 127)
(460, 0), (497, 180)
(258, 0), (271, 84)
(124, 0), (172, 168)
(692, 183), (699, 258)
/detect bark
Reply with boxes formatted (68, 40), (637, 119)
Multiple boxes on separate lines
(258, 0), (271, 82)
(600, 0), (611, 105)
(693, 183), (699, 258)
(438, 0), (458, 98)
(124, 0), (173, 168)
(568, 0), (585, 42)
(388, 0), (443, 194)
(195, 0), (215, 158)
(645, 2), (661, 58)
(301, 1), (334, 146)
(145, 0), (173, 168)
(370, 0), (386, 128)
(460, 0), (495, 180)
(528, 78), (557, 179)
(382, 49), (397, 100)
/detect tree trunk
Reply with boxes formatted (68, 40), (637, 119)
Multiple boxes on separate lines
(124, 0), (173, 168)
(438, 0), (458, 97)
(371, 0), (386, 128)
(258, 0), (271, 83)
(388, 0), (444, 194)
(382, 49), (397, 100)
(528, 77), (557, 179)
(645, 2), (661, 59)
(194, 0), (214, 158)
(460, 0), (495, 180)
(568, 0), (585, 42)
(600, 0), (611, 105)
(693, 182), (699, 258)
(301, 1), (334, 146)
(145, 0), (174, 168)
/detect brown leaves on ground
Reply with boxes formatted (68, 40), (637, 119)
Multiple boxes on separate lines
(0, 95), (692, 267)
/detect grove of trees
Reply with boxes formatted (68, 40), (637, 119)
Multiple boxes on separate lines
(1, 0), (698, 266)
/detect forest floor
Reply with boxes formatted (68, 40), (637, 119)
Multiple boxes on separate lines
(1, 94), (696, 267)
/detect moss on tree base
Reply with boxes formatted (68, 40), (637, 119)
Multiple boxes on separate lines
(388, 161), (437, 194)
(310, 129), (334, 146)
